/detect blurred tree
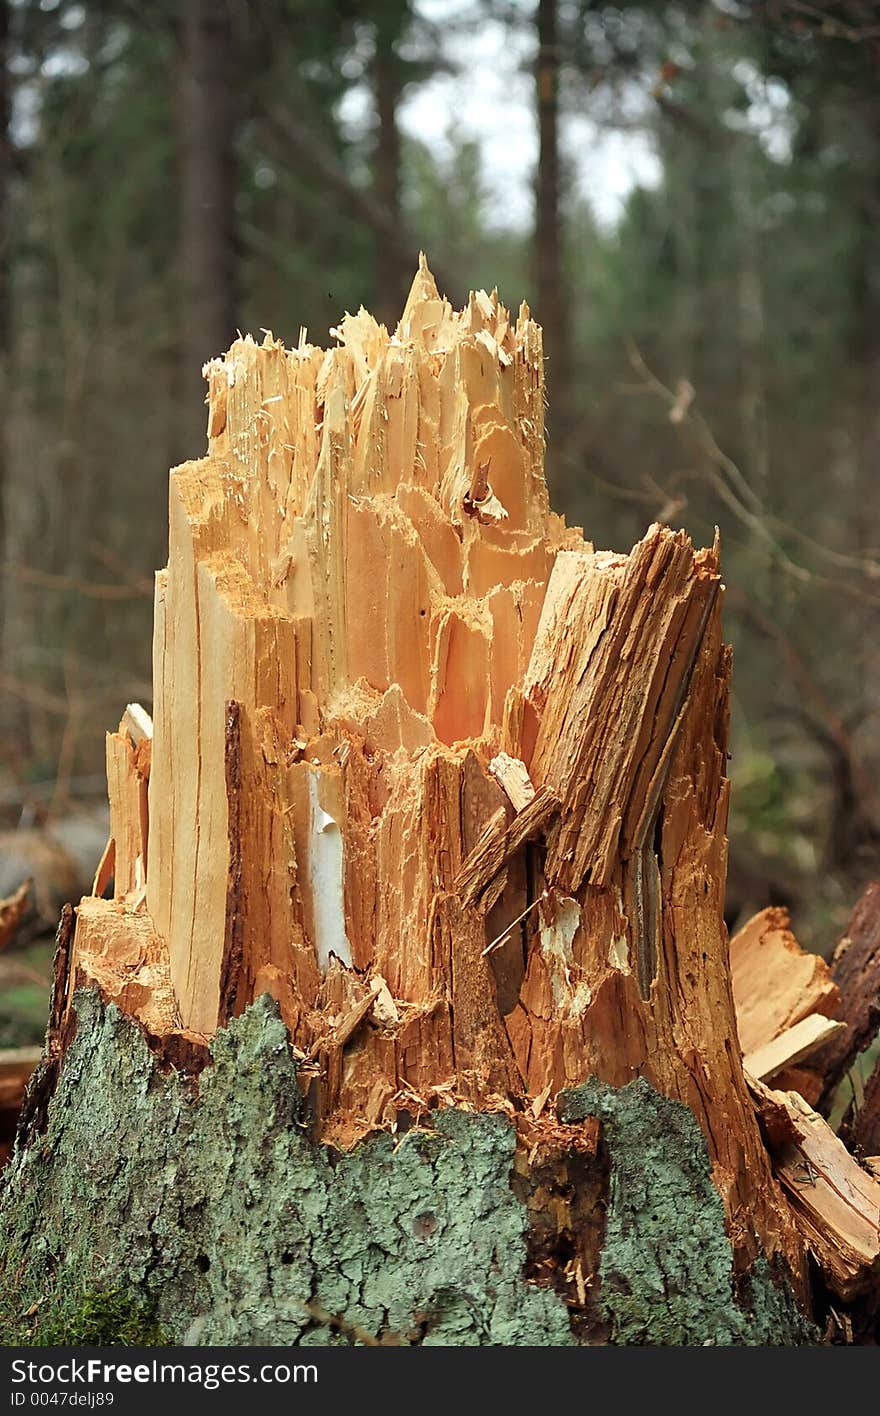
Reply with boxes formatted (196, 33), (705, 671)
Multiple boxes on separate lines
(0, 0), (9, 629)
(371, 0), (410, 323)
(180, 0), (239, 436)
(534, 0), (570, 460)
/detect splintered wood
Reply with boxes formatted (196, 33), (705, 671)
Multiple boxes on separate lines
(743, 1014), (845, 1085)
(68, 259), (809, 1279)
(731, 907), (839, 1057)
(731, 906), (880, 1297)
(748, 1077), (880, 1299)
(730, 907), (841, 1099)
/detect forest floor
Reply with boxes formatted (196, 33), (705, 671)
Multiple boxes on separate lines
(0, 936), (54, 1048)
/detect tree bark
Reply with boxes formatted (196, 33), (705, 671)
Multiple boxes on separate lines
(0, 972), (811, 1345)
(853, 1064), (880, 1158)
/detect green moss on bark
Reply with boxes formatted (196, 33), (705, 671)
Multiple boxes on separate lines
(561, 1078), (815, 1345)
(0, 990), (571, 1346)
(0, 1288), (169, 1347)
(0, 989), (814, 1346)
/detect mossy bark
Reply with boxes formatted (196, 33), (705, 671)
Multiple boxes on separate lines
(0, 987), (814, 1346)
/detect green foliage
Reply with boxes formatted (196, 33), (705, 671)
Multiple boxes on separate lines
(35, 1289), (169, 1347)
(0, 938), (55, 1047)
(730, 752), (811, 860)
(0, 1286), (169, 1347)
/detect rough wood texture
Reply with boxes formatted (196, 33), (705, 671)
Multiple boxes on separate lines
(68, 897), (177, 1035)
(63, 263), (812, 1289)
(749, 1076), (880, 1300)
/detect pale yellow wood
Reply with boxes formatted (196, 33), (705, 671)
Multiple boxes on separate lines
(743, 1014), (846, 1082)
(105, 719), (149, 901)
(146, 264), (564, 1035)
(731, 906), (839, 1055)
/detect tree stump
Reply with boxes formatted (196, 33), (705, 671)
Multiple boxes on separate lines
(0, 262), (835, 1345)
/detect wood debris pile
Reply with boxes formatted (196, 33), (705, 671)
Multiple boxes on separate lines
(732, 900), (880, 1301)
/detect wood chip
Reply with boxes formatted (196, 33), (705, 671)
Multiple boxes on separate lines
(743, 1014), (846, 1083)
(121, 702), (153, 745)
(531, 1082), (553, 1119)
(730, 906), (838, 1056)
(487, 753), (535, 813)
(456, 788), (559, 908)
(371, 974), (399, 1027)
(332, 980), (382, 1050)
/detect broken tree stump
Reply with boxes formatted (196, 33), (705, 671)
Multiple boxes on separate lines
(0, 262), (854, 1345)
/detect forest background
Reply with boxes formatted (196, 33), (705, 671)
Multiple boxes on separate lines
(1, 0), (879, 1044)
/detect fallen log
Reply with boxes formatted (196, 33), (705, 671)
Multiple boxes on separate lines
(812, 882), (880, 1114)
(747, 1075), (880, 1301)
(0, 261), (846, 1345)
(0, 1046), (41, 1168)
(730, 906), (839, 1057)
(743, 1015), (846, 1086)
(0, 881), (30, 953)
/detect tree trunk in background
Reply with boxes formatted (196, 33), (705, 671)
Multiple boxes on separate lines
(372, 3), (408, 327)
(180, 0), (237, 449)
(534, 0), (569, 484)
(731, 151), (768, 513)
(659, 5), (727, 396)
(0, 0), (9, 641)
(852, 106), (880, 814)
